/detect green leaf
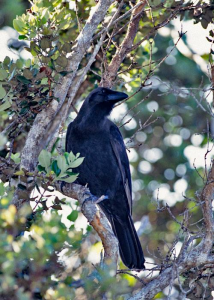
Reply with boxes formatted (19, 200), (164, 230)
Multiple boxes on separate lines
(57, 156), (67, 173)
(0, 84), (6, 99)
(0, 99), (11, 111)
(61, 174), (78, 183)
(3, 56), (10, 67)
(69, 157), (84, 168)
(41, 78), (48, 85)
(61, 43), (72, 53)
(25, 59), (31, 68)
(0, 69), (8, 81)
(23, 69), (33, 80)
(16, 59), (23, 69)
(18, 35), (28, 40)
(38, 150), (51, 172)
(0, 182), (5, 196)
(29, 41), (40, 56)
(14, 170), (25, 176)
(19, 107), (28, 115)
(64, 152), (70, 164)
(66, 171), (77, 176)
(51, 160), (61, 176)
(38, 165), (46, 173)
(56, 56), (68, 67)
(13, 19), (27, 34)
(68, 151), (76, 162)
(41, 8), (50, 24)
(11, 153), (21, 164)
(40, 37), (52, 50)
(67, 210), (78, 222)
(17, 75), (31, 84)
(53, 0), (62, 7)
(41, 56), (51, 64)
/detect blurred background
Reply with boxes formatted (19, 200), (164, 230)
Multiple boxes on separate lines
(0, 0), (213, 298)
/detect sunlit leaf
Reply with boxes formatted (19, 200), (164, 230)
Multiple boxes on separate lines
(69, 157), (84, 168)
(13, 19), (27, 34)
(67, 210), (78, 222)
(57, 156), (67, 174)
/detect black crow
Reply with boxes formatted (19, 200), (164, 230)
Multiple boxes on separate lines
(66, 87), (145, 269)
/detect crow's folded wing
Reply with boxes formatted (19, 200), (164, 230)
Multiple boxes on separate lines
(110, 124), (132, 213)
(65, 122), (74, 152)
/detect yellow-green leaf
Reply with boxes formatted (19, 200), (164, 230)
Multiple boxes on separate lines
(13, 19), (27, 34)
(0, 69), (8, 81)
(0, 84), (6, 99)
(61, 174), (78, 183)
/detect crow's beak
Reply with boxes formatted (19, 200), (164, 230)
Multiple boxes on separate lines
(107, 91), (128, 102)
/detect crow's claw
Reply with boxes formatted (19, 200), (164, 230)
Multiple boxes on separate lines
(95, 195), (109, 204)
(82, 194), (108, 207)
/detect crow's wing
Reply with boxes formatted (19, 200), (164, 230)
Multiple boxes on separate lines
(65, 122), (74, 152)
(110, 124), (132, 213)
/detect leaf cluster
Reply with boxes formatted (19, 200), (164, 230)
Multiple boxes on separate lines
(13, 0), (79, 72)
(38, 149), (84, 183)
(0, 56), (53, 119)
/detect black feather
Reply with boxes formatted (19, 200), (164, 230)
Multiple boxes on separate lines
(66, 87), (145, 269)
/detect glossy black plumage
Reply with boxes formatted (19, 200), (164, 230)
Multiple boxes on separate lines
(66, 87), (145, 269)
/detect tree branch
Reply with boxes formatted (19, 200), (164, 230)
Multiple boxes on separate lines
(54, 182), (119, 267)
(101, 0), (147, 88)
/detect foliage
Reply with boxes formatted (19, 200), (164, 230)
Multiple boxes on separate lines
(38, 150), (84, 183)
(13, 0), (78, 71)
(0, 186), (131, 300)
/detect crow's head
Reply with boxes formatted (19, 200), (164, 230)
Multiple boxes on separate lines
(87, 87), (128, 104)
(78, 87), (128, 119)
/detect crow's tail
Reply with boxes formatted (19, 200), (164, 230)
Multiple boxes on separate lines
(110, 215), (145, 269)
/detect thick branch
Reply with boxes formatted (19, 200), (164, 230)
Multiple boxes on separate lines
(55, 182), (119, 265)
